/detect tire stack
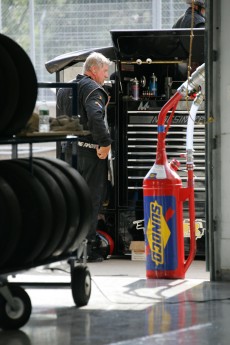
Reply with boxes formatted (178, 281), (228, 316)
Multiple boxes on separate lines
(0, 34), (92, 273)
(0, 34), (38, 136)
(0, 158), (92, 272)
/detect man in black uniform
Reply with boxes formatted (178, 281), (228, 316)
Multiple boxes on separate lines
(173, 0), (205, 28)
(76, 52), (112, 262)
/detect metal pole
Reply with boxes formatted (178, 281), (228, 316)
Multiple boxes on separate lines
(0, 0), (2, 31)
(170, 0), (173, 28)
(39, 10), (46, 98)
(151, 0), (162, 29)
(29, 0), (35, 65)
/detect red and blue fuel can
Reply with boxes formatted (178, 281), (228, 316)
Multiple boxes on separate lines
(143, 92), (196, 279)
(143, 158), (186, 279)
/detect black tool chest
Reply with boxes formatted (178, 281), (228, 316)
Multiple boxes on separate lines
(45, 29), (206, 257)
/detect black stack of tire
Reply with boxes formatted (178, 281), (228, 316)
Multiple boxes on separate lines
(0, 33), (92, 272)
(0, 158), (92, 272)
(0, 34), (38, 136)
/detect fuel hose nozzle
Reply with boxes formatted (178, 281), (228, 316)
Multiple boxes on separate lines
(177, 63), (205, 97)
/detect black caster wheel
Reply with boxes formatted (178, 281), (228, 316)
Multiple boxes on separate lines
(71, 265), (91, 307)
(0, 284), (32, 330)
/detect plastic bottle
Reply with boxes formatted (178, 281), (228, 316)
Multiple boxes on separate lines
(39, 101), (50, 132)
(131, 77), (139, 100)
(149, 73), (158, 96)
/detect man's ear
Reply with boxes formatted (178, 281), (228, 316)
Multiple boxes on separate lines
(92, 65), (99, 74)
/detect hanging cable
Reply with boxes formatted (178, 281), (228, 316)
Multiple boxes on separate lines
(186, 0), (195, 114)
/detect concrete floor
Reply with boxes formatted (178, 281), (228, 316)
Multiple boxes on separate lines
(1, 258), (230, 344)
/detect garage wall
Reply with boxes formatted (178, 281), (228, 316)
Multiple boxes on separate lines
(209, 0), (230, 280)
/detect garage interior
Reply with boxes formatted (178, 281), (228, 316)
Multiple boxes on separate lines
(1, 0), (230, 344)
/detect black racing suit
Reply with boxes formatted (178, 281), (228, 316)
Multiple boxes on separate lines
(75, 74), (112, 243)
(172, 7), (205, 28)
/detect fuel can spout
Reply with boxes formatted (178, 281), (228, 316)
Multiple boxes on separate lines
(156, 63), (205, 163)
(143, 63), (205, 279)
(178, 63), (205, 98)
(157, 63), (205, 127)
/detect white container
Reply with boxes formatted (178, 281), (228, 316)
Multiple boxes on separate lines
(39, 101), (50, 132)
(129, 241), (146, 261)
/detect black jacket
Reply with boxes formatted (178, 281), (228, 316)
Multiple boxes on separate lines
(76, 74), (112, 147)
(172, 7), (205, 28)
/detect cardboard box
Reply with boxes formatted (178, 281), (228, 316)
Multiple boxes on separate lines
(129, 241), (146, 261)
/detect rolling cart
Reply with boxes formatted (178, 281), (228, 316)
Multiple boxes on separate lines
(0, 134), (92, 330)
(0, 248), (91, 330)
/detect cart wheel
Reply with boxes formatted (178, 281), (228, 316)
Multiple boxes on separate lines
(0, 284), (32, 330)
(71, 265), (91, 307)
